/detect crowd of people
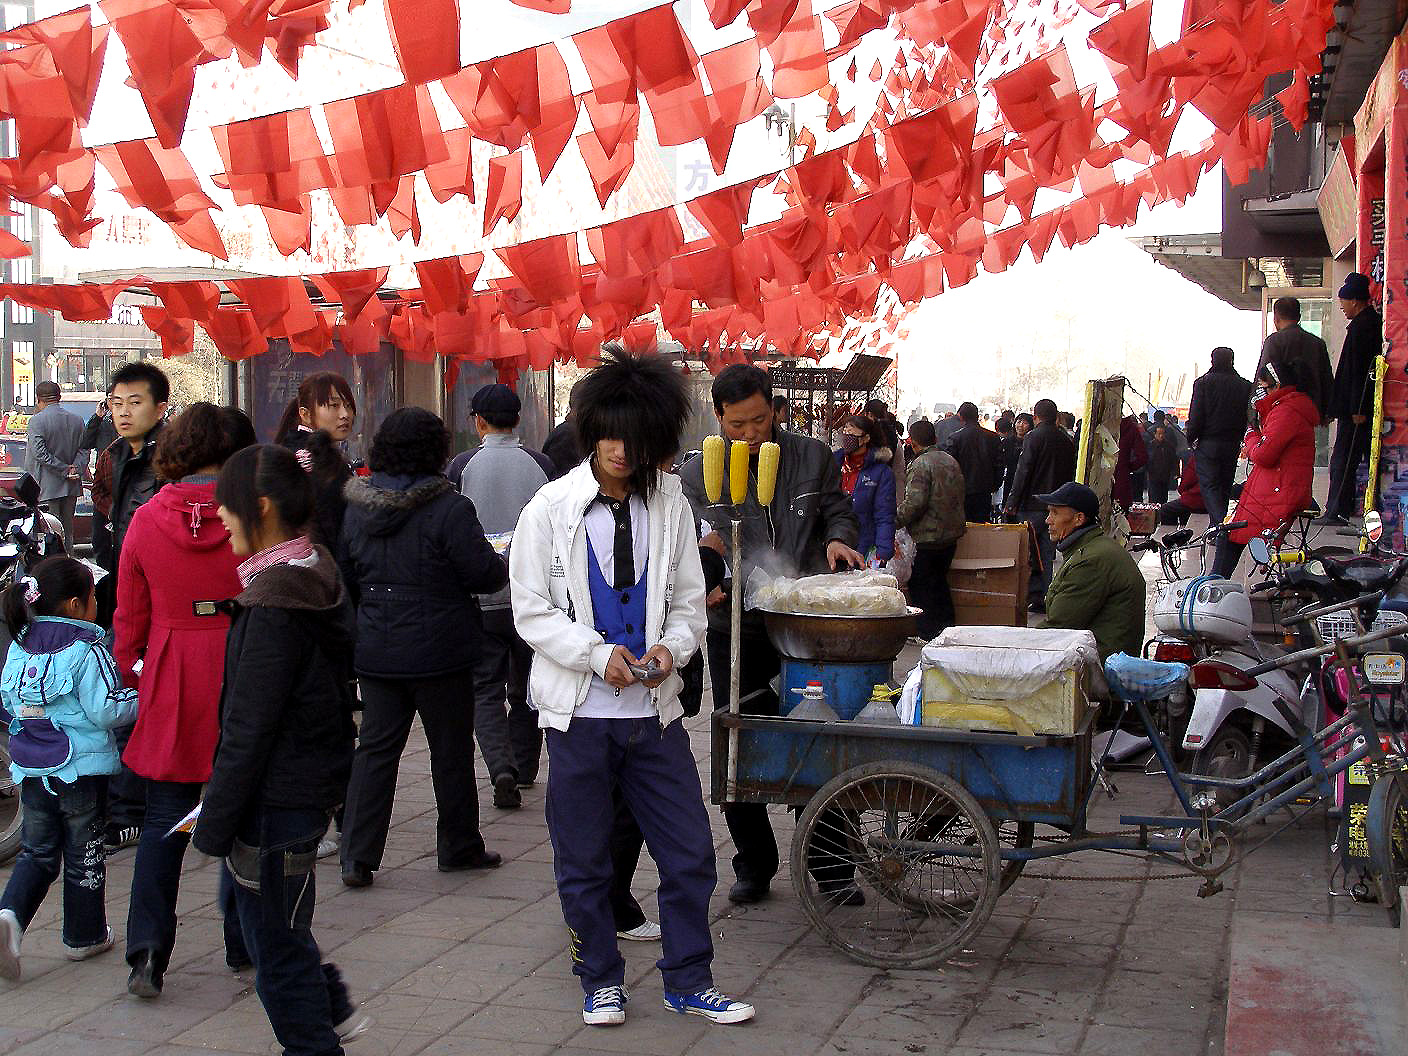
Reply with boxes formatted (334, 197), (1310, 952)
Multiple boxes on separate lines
(0, 270), (1382, 1055)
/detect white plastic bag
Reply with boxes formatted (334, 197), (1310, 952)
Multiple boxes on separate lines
(890, 529), (915, 589)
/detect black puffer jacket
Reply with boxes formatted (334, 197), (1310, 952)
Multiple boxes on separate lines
(338, 472), (508, 678)
(1007, 421), (1077, 512)
(193, 546), (356, 858)
(1186, 365), (1252, 445)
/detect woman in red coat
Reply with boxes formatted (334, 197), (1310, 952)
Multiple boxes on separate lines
(1213, 358), (1318, 577)
(115, 403), (255, 998)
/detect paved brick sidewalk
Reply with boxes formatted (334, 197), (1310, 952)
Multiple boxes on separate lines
(0, 704), (1387, 1056)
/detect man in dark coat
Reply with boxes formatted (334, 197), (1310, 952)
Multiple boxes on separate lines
(1255, 296), (1334, 422)
(1005, 398), (1076, 612)
(678, 365), (862, 906)
(943, 401), (1002, 522)
(1187, 346), (1252, 525)
(1321, 272), (1382, 523)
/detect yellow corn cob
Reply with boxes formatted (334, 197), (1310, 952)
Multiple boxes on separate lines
(756, 441), (780, 507)
(702, 435), (725, 503)
(729, 440), (749, 505)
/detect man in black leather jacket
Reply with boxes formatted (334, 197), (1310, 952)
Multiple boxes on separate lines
(1005, 398), (1076, 612)
(678, 365), (862, 905)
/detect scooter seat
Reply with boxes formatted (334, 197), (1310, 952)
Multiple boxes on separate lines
(1323, 555), (1408, 594)
(1104, 653), (1189, 703)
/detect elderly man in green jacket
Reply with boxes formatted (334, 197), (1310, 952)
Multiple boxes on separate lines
(1035, 482), (1146, 661)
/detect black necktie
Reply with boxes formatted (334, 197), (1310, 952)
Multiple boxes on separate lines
(598, 494), (635, 589)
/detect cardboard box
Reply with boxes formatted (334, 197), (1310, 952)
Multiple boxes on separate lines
(950, 523), (1029, 626)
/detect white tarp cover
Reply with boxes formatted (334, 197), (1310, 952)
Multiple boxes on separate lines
(920, 627), (1100, 700)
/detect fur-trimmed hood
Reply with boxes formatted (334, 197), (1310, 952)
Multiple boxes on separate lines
(343, 473), (455, 536)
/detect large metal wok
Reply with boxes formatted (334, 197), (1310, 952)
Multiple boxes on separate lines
(760, 606), (920, 663)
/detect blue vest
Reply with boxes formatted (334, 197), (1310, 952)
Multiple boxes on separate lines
(585, 532), (647, 658)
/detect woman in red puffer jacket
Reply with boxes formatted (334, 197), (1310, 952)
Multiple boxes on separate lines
(1212, 358), (1318, 578)
(113, 403), (255, 998)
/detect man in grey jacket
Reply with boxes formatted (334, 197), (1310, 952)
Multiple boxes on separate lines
(25, 380), (84, 541)
(459, 384), (550, 810)
(679, 365), (863, 905)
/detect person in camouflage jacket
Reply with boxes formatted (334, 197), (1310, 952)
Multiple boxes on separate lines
(897, 420), (966, 638)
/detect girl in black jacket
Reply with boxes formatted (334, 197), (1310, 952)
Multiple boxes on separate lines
(193, 444), (367, 1055)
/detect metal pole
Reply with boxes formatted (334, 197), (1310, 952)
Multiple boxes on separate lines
(726, 515), (743, 802)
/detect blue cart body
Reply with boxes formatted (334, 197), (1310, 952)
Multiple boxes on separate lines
(710, 709), (1094, 830)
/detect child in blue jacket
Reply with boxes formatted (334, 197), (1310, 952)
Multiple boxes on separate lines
(0, 556), (138, 980)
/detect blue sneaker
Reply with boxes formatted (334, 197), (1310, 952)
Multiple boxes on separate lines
(583, 985), (628, 1026)
(663, 987), (756, 1024)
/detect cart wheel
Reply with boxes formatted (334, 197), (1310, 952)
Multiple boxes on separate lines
(790, 762), (1000, 969)
(1367, 772), (1408, 927)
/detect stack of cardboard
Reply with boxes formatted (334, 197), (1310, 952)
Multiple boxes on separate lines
(949, 523), (1030, 627)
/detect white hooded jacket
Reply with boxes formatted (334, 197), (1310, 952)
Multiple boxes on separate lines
(509, 460), (707, 732)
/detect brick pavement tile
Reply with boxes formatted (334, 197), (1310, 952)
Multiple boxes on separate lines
(446, 1001), (586, 1044)
(418, 1038), (554, 1056)
(65, 990), (241, 1043)
(832, 1002), (966, 1044)
(356, 991), (481, 1035)
(989, 959), (1107, 993)
(1002, 939), (1118, 968)
(0, 978), (124, 1031)
(563, 1009), (709, 1056)
(12, 1030), (155, 1056)
(737, 996), (853, 1038)
(470, 919), (571, 951)
(1077, 1022), (1206, 1055)
(747, 969), (877, 1006)
(955, 1008), (1088, 1055)
(325, 928), (459, 965)
(683, 1028), (827, 1056)
(168, 999), (275, 1055)
(815, 1037), (952, 1056)
(1089, 990), (1216, 1035)
(489, 970), (587, 1010)
(1018, 916), (1125, 946)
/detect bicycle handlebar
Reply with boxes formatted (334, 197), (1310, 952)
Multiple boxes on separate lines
(1282, 591), (1384, 626)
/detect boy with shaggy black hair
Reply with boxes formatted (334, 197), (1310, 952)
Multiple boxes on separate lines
(510, 346), (755, 1029)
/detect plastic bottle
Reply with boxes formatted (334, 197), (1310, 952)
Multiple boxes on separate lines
(854, 683), (902, 725)
(789, 680), (840, 722)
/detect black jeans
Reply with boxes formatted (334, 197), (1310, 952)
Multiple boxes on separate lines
(1213, 538), (1246, 579)
(1194, 438), (1240, 526)
(707, 630), (856, 890)
(963, 493), (992, 524)
(1, 776), (107, 948)
(1328, 417), (1372, 518)
(1024, 513), (1056, 608)
(910, 543), (957, 639)
(126, 779), (202, 971)
(1147, 479), (1171, 504)
(472, 607), (541, 784)
(341, 671), (484, 871)
(106, 723), (146, 832)
(229, 806), (352, 1056)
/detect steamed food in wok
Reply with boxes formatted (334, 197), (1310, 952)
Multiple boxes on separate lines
(754, 569), (907, 617)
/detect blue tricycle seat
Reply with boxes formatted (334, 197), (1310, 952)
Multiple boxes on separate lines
(1103, 653), (1189, 703)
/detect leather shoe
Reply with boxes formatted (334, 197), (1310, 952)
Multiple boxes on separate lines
(341, 862), (373, 888)
(492, 773), (522, 810)
(127, 951), (163, 998)
(728, 879), (769, 904)
(438, 850), (503, 872)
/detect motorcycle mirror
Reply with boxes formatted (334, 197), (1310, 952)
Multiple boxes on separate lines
(1247, 537), (1272, 565)
(1365, 510), (1383, 543)
(1190, 659), (1259, 692)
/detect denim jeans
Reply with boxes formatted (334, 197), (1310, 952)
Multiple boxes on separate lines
(126, 779), (202, 971)
(230, 806), (350, 1056)
(0, 775), (108, 948)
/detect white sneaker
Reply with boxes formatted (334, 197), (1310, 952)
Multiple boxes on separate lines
(617, 920), (662, 942)
(0, 908), (22, 980)
(64, 925), (114, 962)
(317, 832), (340, 860)
(335, 1011), (372, 1043)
